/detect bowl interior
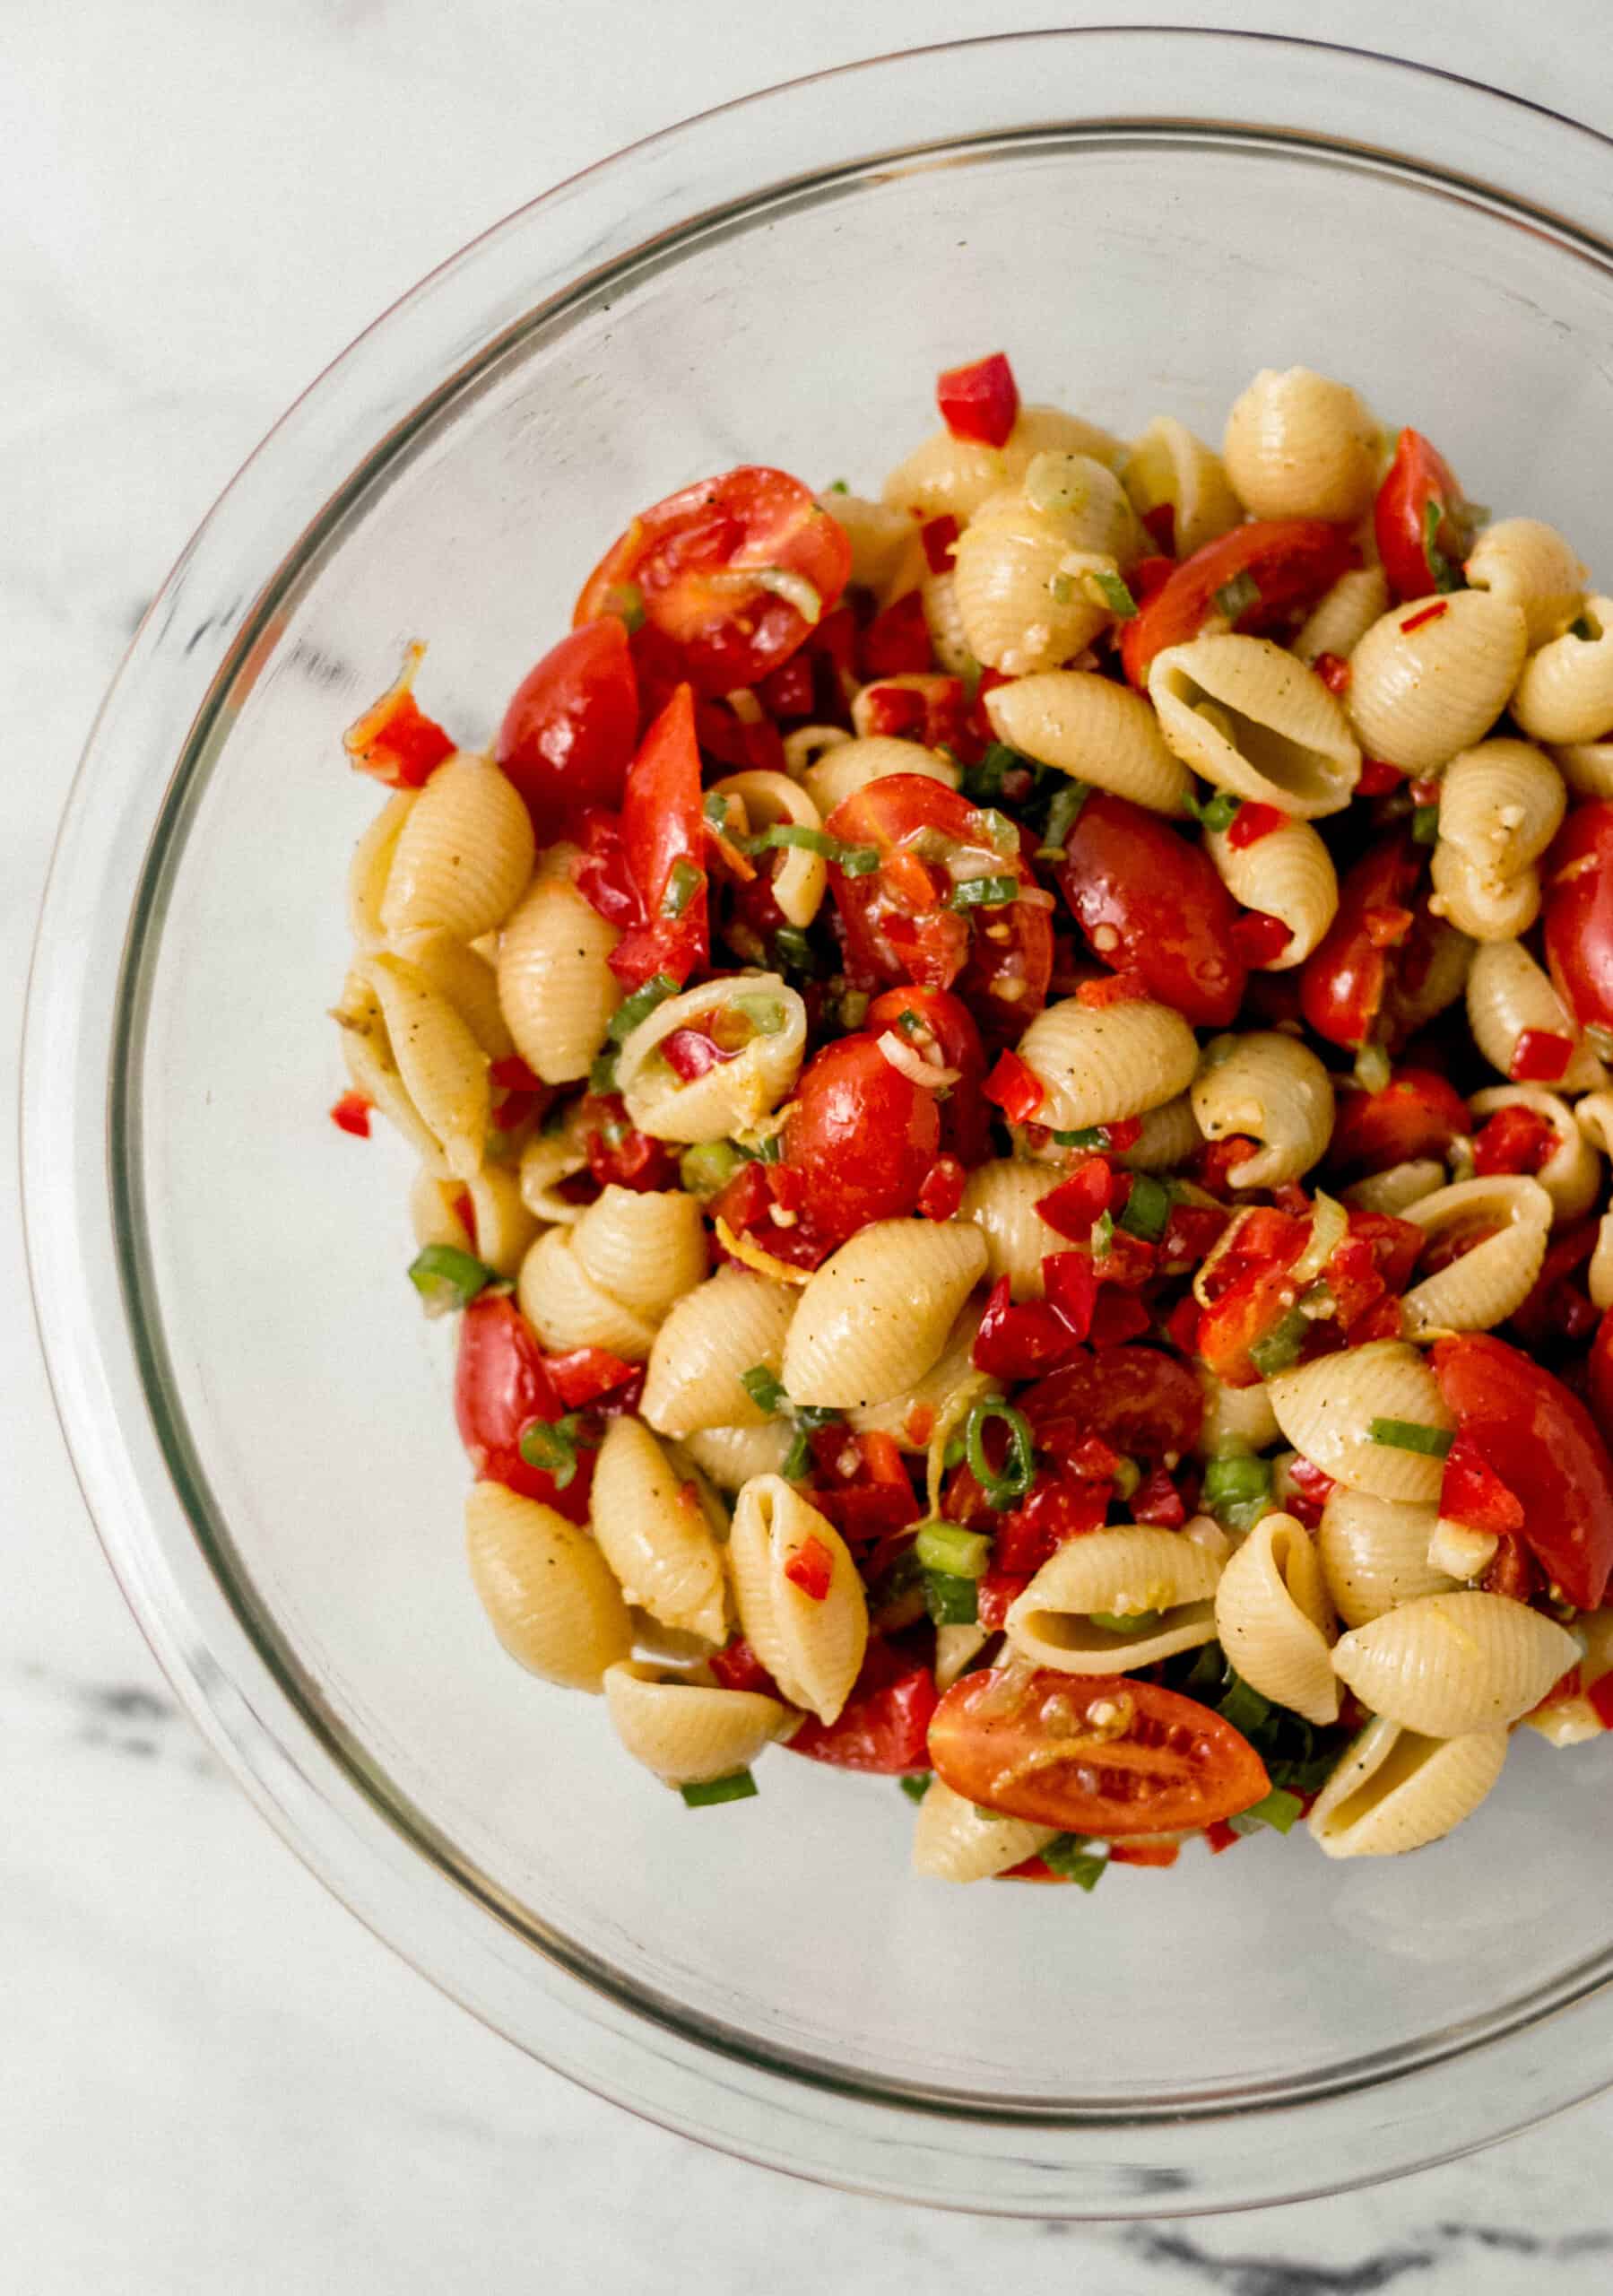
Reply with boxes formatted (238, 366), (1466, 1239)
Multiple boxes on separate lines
(111, 118), (1613, 2141)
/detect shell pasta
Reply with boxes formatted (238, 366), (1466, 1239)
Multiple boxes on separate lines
(328, 350), (1613, 1875)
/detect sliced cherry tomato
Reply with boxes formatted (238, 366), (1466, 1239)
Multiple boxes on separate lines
(1471, 1102), (1557, 1178)
(542, 1346), (638, 1411)
(1374, 428), (1476, 604)
(866, 985), (992, 1163)
(455, 1297), (592, 1522)
(1508, 1221), (1599, 1350)
(1193, 1208), (1311, 1387)
(1543, 801), (1613, 1035)
(608, 683), (708, 988)
(780, 1031), (941, 1249)
(1019, 1345), (1204, 1465)
(1439, 1430), (1525, 1537)
(577, 1091), (681, 1192)
(786, 1641), (938, 1773)
(824, 775), (1053, 1035)
(343, 643), (455, 788)
(1300, 833), (1423, 1049)
(936, 352), (1019, 448)
(574, 466), (851, 696)
(1432, 1332), (1613, 1610)
(929, 1669), (1270, 1836)
(1325, 1067), (1472, 1178)
(1053, 792), (1247, 1025)
(1120, 519), (1356, 688)
(494, 620), (638, 830)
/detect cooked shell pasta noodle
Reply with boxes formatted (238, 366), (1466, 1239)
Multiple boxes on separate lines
(1005, 1525), (1222, 1673)
(681, 1419), (796, 1492)
(1464, 517), (1587, 648)
(821, 491), (918, 596)
(603, 1662), (791, 1786)
(911, 1776), (1057, 1883)
(1121, 414), (1242, 557)
(1221, 367), (1379, 522)
(590, 1414), (729, 1645)
(1470, 1083), (1600, 1222)
(984, 670), (1192, 815)
(726, 1475), (867, 1722)
(801, 735), (958, 815)
(1213, 1511), (1338, 1726)
(1115, 1091), (1203, 1172)
(1591, 1213), (1613, 1312)
(403, 931), (516, 1061)
(1551, 737), (1613, 799)
(1521, 1605), (1613, 1744)
(1330, 1588), (1578, 1736)
(1576, 1089), (1613, 1158)
(497, 858), (621, 1085)
(516, 1226), (660, 1361)
(1205, 815), (1337, 969)
(1316, 1490), (1455, 1628)
(959, 1159), (1064, 1300)
(1293, 565), (1391, 665)
(333, 970), (447, 1171)
(1346, 593), (1529, 777)
(1308, 1715), (1508, 1858)
(880, 404), (1123, 519)
(850, 1300), (985, 1452)
(932, 1624), (991, 1693)
(641, 1265), (797, 1438)
(1015, 995), (1200, 1133)
(781, 1218), (988, 1410)
(1465, 939), (1607, 1092)
(1191, 1031), (1334, 1188)
(921, 570), (975, 676)
(1397, 1174), (1552, 1336)
(950, 483), (1120, 674)
(783, 722), (852, 776)
(357, 951), (490, 1179)
(711, 770), (828, 929)
(1342, 1159), (1446, 1216)
(464, 1482), (631, 1692)
(410, 1165), (537, 1277)
(517, 1109), (593, 1224)
(616, 974), (807, 1144)
(1428, 739), (1565, 943)
(570, 1185), (709, 1321)
(379, 752), (535, 944)
(347, 790), (414, 947)
(1268, 1341), (1453, 1503)
(1195, 1365), (1279, 1460)
(1511, 600), (1613, 744)
(409, 1168), (473, 1254)
(1149, 635), (1361, 818)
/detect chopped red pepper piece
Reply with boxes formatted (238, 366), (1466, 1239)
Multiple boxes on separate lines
(1036, 1157), (1115, 1241)
(709, 1636), (782, 1696)
(1076, 969), (1151, 1008)
(984, 1047), (1045, 1123)
(860, 590), (933, 676)
(916, 1153), (967, 1221)
(1472, 1103), (1557, 1178)
(343, 642), (455, 788)
(972, 1274), (1082, 1379)
(863, 683), (924, 739)
(329, 1090), (372, 1139)
(784, 1532), (835, 1602)
(1088, 1290), (1153, 1347)
(1314, 652), (1351, 698)
(785, 1641), (938, 1771)
(1042, 1249), (1098, 1342)
(994, 1474), (1110, 1575)
(1229, 909), (1292, 967)
(1439, 1430), (1526, 1537)
(1131, 1465), (1187, 1526)
(1355, 757), (1404, 795)
(1400, 598), (1450, 636)
(1282, 1455), (1337, 1527)
(1226, 802), (1288, 850)
(1363, 904), (1415, 949)
(543, 1346), (639, 1412)
(1588, 1674), (1613, 1730)
(976, 1567), (1031, 1632)
(1204, 1817), (1244, 1854)
(935, 352), (1019, 449)
(921, 514), (960, 573)
(489, 1055), (542, 1093)
(1511, 1028), (1574, 1083)
(1109, 1840), (1181, 1868)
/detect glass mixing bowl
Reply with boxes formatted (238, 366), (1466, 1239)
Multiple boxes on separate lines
(25, 29), (1613, 2217)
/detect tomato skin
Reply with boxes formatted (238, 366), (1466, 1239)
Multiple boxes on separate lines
(1054, 792), (1247, 1026)
(935, 352), (1019, 448)
(1543, 801), (1613, 1034)
(786, 1643), (937, 1773)
(608, 683), (708, 988)
(865, 985), (992, 1163)
(1375, 429), (1467, 604)
(1432, 1332), (1613, 1610)
(1019, 1346), (1204, 1464)
(780, 1032), (941, 1248)
(494, 620), (638, 830)
(1325, 1067), (1472, 1178)
(1300, 834), (1422, 1048)
(1120, 518), (1356, 688)
(928, 1669), (1270, 1836)
(455, 1297), (592, 1522)
(574, 467), (851, 696)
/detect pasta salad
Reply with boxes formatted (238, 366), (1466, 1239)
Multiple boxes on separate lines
(330, 353), (1613, 1884)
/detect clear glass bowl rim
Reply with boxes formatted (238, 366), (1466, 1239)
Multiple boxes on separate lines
(23, 26), (1613, 2218)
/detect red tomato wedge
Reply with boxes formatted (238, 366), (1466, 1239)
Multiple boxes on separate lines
(343, 642), (455, 788)
(1054, 791), (1247, 1026)
(608, 683), (708, 988)
(1432, 1332), (1613, 1611)
(1120, 519), (1356, 688)
(1543, 800), (1613, 1035)
(779, 1031), (941, 1248)
(1325, 1068), (1472, 1179)
(455, 1297), (592, 1523)
(928, 1669), (1270, 1836)
(494, 620), (638, 830)
(824, 775), (1053, 1036)
(1300, 834), (1423, 1049)
(935, 352), (1019, 448)
(574, 466), (851, 696)
(865, 985), (992, 1163)
(1019, 1346), (1204, 1465)
(1374, 428), (1474, 604)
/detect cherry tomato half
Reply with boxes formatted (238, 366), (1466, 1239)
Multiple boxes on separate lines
(1543, 800), (1613, 1035)
(928, 1668), (1270, 1836)
(494, 620), (638, 831)
(608, 683), (708, 989)
(865, 984), (992, 1163)
(455, 1297), (593, 1522)
(1054, 791), (1247, 1026)
(786, 1641), (937, 1773)
(1324, 1067), (1472, 1179)
(1120, 518), (1356, 688)
(1374, 428), (1472, 604)
(574, 466), (852, 696)
(1019, 1345), (1204, 1465)
(1300, 833), (1423, 1050)
(780, 1032), (941, 1249)
(1432, 1332), (1613, 1611)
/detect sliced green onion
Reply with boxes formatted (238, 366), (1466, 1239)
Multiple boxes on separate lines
(661, 857), (706, 918)
(941, 1431), (967, 1472)
(1092, 1209), (1114, 1256)
(1217, 1674), (1272, 1739)
(1367, 1417), (1454, 1457)
(924, 1570), (980, 1626)
(1424, 497), (1458, 593)
(603, 580), (646, 631)
(970, 805), (1021, 857)
(680, 1769), (758, 1807)
(1214, 570), (1261, 621)
(899, 1771), (932, 1804)
(1249, 1302), (1312, 1379)
(1036, 778), (1089, 857)
(963, 742), (1038, 804)
(839, 844), (882, 878)
(793, 1403), (844, 1433)
(965, 1397), (1036, 1510)
(1188, 786), (1241, 833)
(915, 1521), (992, 1578)
(946, 872), (1020, 911)
(1110, 1456), (1141, 1501)
(771, 924), (819, 975)
(750, 822), (840, 858)
(518, 1413), (591, 1491)
(681, 1140), (749, 1199)
(589, 1048), (620, 1094)
(1051, 1124), (1113, 1150)
(1084, 567), (1138, 620)
(1228, 1787), (1305, 1838)
(732, 993), (789, 1036)
(1040, 1833), (1108, 1890)
(1089, 1607), (1164, 1635)
(1201, 1453), (1274, 1533)
(1411, 803), (1440, 846)
(752, 1129), (785, 1165)
(703, 790), (733, 828)
(892, 1007), (923, 1039)
(608, 970), (680, 1043)
(1117, 1173), (1170, 1242)
(405, 1243), (499, 1318)
(740, 1364), (787, 1414)
(782, 1425), (813, 1481)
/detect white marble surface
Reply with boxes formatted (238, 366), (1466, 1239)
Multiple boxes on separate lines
(6, 2), (1613, 2286)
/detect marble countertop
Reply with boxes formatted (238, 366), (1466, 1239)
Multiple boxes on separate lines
(6, 2), (1613, 2286)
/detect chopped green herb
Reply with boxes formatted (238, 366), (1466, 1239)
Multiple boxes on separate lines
(703, 790), (733, 828)
(1050, 573), (1074, 605)
(941, 1430), (967, 1472)
(1110, 1455), (1141, 1501)
(899, 1771), (932, 1804)
(1214, 570), (1262, 621)
(962, 742), (1027, 802)
(1051, 1124), (1112, 1151)
(1117, 1172), (1170, 1243)
(915, 1521), (993, 1578)
(1089, 1607), (1164, 1635)
(406, 1243), (499, 1318)
(894, 1007), (924, 1039)
(924, 1570), (980, 1625)
(1424, 497), (1459, 593)
(1249, 1301), (1313, 1379)
(1228, 1787), (1305, 1838)
(825, 478), (849, 494)
(1217, 1673), (1273, 1740)
(1036, 779), (1090, 857)
(946, 872), (1019, 911)
(1201, 1452), (1274, 1532)
(782, 1426), (813, 1481)
(1085, 566), (1138, 620)
(771, 924), (819, 975)
(1187, 786), (1241, 833)
(680, 1140), (749, 1199)
(1367, 1417), (1454, 1457)
(661, 857), (706, 918)
(680, 1769), (758, 1807)
(793, 1403), (844, 1434)
(1040, 1833), (1108, 1890)
(965, 1397), (1036, 1510)
(608, 971), (680, 1043)
(1411, 803), (1440, 846)
(740, 1364), (787, 1414)
(517, 1413), (594, 1492)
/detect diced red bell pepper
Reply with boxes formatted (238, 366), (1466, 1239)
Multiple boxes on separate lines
(861, 589), (933, 676)
(863, 683), (924, 738)
(1042, 1249), (1098, 1342)
(1314, 652), (1351, 698)
(1283, 1455), (1337, 1527)
(972, 1274), (1084, 1379)
(1036, 1157), (1115, 1242)
(976, 1568), (1031, 1632)
(916, 1153), (967, 1221)
(1094, 1228), (1159, 1290)
(1109, 1841), (1181, 1868)
(1439, 1431), (1526, 1536)
(1158, 1202), (1230, 1271)
(921, 514), (960, 572)
(785, 1641), (938, 1772)
(935, 352), (1019, 449)
(756, 651), (817, 720)
(1077, 969), (1152, 1009)
(984, 1047), (1045, 1122)
(994, 1474), (1111, 1575)
(1204, 1818), (1244, 1854)
(1472, 1103), (1557, 1178)
(1226, 802), (1288, 850)
(579, 1093), (682, 1193)
(542, 1347), (639, 1412)
(1088, 1291), (1153, 1347)
(1355, 757), (1403, 795)
(1130, 1465), (1187, 1526)
(709, 1636), (781, 1696)
(1483, 1533), (1540, 1604)
(343, 643), (456, 787)
(1229, 910), (1293, 967)
(329, 1090), (372, 1138)
(1511, 1028), (1574, 1083)
(784, 1532), (835, 1601)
